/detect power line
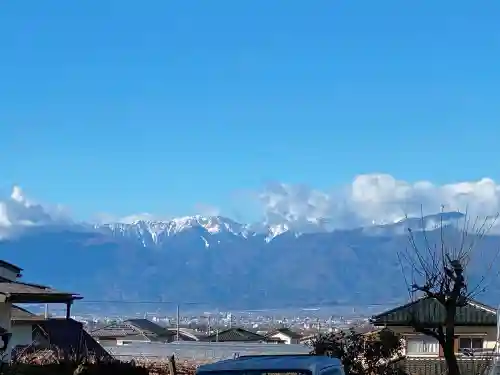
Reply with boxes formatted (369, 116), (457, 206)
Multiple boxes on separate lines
(79, 300), (206, 305)
(74, 299), (405, 307)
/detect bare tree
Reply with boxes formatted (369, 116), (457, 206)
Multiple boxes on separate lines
(398, 208), (499, 375)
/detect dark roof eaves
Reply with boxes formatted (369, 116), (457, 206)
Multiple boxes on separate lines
(0, 260), (22, 272)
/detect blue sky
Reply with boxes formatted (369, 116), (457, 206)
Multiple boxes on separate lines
(0, 1), (499, 220)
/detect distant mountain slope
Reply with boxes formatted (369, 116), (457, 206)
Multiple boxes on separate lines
(1, 211), (498, 310)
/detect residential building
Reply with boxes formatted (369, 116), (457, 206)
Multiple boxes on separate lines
(0, 260), (82, 360)
(265, 328), (303, 344)
(166, 327), (206, 341)
(371, 296), (498, 358)
(204, 327), (268, 343)
(10, 305), (111, 360)
(91, 318), (176, 345)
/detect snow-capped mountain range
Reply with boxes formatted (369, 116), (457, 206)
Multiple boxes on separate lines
(94, 211), (466, 247)
(1, 210), (495, 310)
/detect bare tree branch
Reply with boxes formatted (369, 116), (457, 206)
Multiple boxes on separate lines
(398, 207), (500, 375)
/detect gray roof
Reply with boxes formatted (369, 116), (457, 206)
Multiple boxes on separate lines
(91, 320), (173, 342)
(371, 297), (497, 327)
(166, 328), (205, 341)
(124, 319), (174, 338)
(204, 328), (266, 342)
(197, 355), (343, 373)
(91, 322), (146, 339)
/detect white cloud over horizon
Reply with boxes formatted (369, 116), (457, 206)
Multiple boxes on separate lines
(259, 174), (500, 228)
(0, 186), (71, 237)
(2, 174), (500, 233)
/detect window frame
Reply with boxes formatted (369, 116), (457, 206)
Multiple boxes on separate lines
(458, 337), (484, 351)
(406, 336), (439, 355)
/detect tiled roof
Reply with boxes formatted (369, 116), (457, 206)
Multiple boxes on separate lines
(205, 328), (267, 342)
(371, 297), (497, 327)
(167, 328), (205, 341)
(125, 319), (174, 338)
(91, 322), (145, 339)
(91, 320), (173, 342)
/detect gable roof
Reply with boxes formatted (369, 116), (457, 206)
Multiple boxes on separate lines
(166, 327), (206, 341)
(204, 328), (267, 342)
(124, 319), (173, 338)
(90, 320), (174, 342)
(12, 318), (111, 361)
(266, 328), (303, 339)
(371, 297), (497, 327)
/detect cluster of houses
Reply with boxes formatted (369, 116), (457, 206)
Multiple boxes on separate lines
(90, 321), (303, 345)
(0, 256), (498, 373)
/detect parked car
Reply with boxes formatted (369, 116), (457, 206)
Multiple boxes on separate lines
(196, 354), (345, 375)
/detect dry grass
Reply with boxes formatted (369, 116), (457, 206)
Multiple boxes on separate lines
(9, 348), (201, 375)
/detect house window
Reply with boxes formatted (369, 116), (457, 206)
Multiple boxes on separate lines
(406, 337), (439, 354)
(459, 337), (484, 350)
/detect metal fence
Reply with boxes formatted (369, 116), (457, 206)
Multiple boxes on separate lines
(103, 341), (311, 363)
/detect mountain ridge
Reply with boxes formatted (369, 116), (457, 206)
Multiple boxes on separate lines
(93, 211), (467, 247)
(1, 210), (495, 311)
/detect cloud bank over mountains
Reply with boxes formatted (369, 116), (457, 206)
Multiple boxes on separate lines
(260, 174), (500, 228)
(1, 174), (500, 235)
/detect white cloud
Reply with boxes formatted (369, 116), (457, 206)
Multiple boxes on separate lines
(259, 174), (500, 228)
(3, 175), (500, 234)
(93, 212), (170, 224)
(194, 203), (221, 217)
(0, 186), (71, 237)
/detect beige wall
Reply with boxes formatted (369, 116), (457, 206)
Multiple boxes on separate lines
(384, 325), (498, 357)
(269, 332), (300, 345)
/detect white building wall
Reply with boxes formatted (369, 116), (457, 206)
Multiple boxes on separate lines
(269, 332), (300, 345)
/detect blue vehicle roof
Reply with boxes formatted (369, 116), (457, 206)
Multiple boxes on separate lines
(196, 355), (343, 374)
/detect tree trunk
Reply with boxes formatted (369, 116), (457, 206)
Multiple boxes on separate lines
(443, 339), (460, 375)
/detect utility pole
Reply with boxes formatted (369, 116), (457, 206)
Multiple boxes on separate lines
(176, 304), (180, 342)
(229, 313), (232, 328)
(207, 315), (211, 335)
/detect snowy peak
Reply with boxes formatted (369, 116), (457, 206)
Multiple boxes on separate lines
(94, 211), (466, 246)
(95, 215), (254, 246)
(169, 215), (247, 235)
